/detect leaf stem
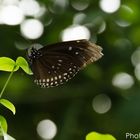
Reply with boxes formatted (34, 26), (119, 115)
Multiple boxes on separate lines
(0, 67), (15, 98)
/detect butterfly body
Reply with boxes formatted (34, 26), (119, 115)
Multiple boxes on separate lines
(27, 40), (103, 88)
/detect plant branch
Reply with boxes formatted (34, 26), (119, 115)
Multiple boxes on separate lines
(0, 67), (15, 98)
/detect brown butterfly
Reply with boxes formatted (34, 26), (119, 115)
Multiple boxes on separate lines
(27, 39), (103, 88)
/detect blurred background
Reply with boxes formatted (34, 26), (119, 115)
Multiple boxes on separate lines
(0, 0), (140, 139)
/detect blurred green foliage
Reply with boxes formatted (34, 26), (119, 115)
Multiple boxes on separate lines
(0, 0), (140, 140)
(86, 131), (116, 140)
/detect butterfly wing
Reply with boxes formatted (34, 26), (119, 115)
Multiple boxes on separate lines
(29, 40), (103, 88)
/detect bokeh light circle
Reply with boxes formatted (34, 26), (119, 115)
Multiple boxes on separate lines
(37, 119), (57, 140)
(20, 19), (44, 39)
(71, 0), (89, 11)
(134, 64), (140, 81)
(19, 0), (41, 16)
(112, 72), (134, 89)
(73, 13), (86, 24)
(61, 25), (90, 41)
(2, 0), (19, 5)
(99, 0), (121, 13)
(1, 5), (24, 25)
(131, 48), (140, 67)
(92, 94), (112, 114)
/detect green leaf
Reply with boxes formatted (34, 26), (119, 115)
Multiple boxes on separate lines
(16, 57), (33, 75)
(0, 115), (7, 133)
(0, 99), (16, 115)
(0, 57), (19, 72)
(86, 132), (117, 140)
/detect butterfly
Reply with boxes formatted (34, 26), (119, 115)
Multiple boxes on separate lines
(27, 39), (103, 88)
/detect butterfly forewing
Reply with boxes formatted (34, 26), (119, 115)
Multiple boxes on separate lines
(32, 51), (80, 88)
(28, 39), (103, 88)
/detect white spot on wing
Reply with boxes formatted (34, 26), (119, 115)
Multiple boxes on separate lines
(58, 63), (61, 66)
(51, 78), (53, 81)
(68, 46), (72, 51)
(70, 71), (73, 74)
(58, 60), (63, 62)
(63, 76), (67, 80)
(75, 52), (79, 55)
(63, 73), (67, 76)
